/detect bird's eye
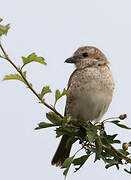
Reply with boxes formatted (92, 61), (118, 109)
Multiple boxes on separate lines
(82, 52), (88, 57)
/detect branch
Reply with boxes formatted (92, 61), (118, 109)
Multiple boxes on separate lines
(0, 43), (63, 119)
(110, 144), (131, 164)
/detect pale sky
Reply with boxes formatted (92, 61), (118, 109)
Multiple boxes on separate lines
(0, 0), (131, 179)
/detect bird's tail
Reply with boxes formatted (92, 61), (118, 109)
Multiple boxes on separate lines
(51, 135), (72, 167)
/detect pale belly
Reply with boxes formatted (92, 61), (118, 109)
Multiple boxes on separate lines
(66, 88), (112, 122)
(66, 66), (114, 122)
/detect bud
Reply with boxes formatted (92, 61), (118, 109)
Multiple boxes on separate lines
(119, 114), (127, 120)
(122, 143), (128, 151)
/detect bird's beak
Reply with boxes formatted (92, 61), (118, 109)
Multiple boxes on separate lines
(65, 56), (80, 63)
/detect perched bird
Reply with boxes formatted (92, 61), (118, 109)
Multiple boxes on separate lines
(51, 46), (115, 166)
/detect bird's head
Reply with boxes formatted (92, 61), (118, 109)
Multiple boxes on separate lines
(65, 46), (109, 69)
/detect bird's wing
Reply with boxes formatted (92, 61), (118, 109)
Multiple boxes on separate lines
(64, 69), (80, 116)
(67, 69), (80, 90)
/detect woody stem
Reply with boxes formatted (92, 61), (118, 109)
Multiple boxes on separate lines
(0, 43), (63, 119)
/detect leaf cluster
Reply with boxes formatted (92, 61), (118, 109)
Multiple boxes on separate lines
(36, 112), (131, 178)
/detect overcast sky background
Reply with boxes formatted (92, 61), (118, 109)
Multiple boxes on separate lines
(0, 0), (131, 179)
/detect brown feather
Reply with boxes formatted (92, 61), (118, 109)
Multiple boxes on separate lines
(51, 135), (72, 167)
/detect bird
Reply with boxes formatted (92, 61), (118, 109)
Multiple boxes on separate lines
(51, 46), (115, 167)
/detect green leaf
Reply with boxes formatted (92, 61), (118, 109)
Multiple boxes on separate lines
(113, 140), (121, 144)
(105, 158), (122, 169)
(0, 19), (10, 37)
(3, 72), (27, 85)
(103, 146), (118, 157)
(55, 90), (60, 102)
(115, 123), (131, 129)
(56, 126), (73, 138)
(73, 155), (89, 172)
(21, 53), (46, 68)
(54, 88), (67, 106)
(39, 86), (51, 99)
(110, 121), (131, 129)
(110, 120), (120, 124)
(94, 137), (102, 161)
(100, 131), (121, 145)
(62, 156), (74, 178)
(124, 168), (131, 174)
(119, 149), (130, 156)
(35, 122), (56, 130)
(86, 124), (98, 143)
(56, 127), (65, 138)
(46, 112), (63, 125)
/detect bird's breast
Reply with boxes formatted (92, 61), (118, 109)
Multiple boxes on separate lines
(66, 66), (114, 122)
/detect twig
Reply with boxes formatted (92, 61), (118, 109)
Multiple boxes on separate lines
(0, 43), (63, 119)
(110, 144), (131, 163)
(102, 144), (131, 163)
(102, 117), (119, 124)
